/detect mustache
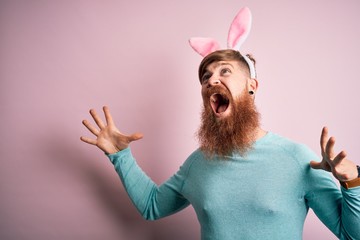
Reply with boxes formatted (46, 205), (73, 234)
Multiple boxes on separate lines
(203, 85), (233, 102)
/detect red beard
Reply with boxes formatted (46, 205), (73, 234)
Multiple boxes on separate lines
(197, 86), (260, 158)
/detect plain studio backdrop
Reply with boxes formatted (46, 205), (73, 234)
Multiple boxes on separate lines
(1, 0), (359, 239)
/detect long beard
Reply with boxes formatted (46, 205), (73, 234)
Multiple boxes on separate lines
(197, 88), (260, 158)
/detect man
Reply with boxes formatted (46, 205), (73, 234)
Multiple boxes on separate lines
(80, 50), (360, 239)
(81, 7), (360, 240)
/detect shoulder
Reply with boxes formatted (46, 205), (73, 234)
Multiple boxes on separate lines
(181, 148), (205, 171)
(264, 132), (320, 164)
(172, 149), (206, 192)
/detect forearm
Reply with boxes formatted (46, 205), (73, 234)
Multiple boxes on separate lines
(108, 148), (189, 220)
(305, 167), (360, 239)
(340, 186), (360, 240)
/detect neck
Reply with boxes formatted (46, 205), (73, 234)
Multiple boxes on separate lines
(254, 127), (267, 141)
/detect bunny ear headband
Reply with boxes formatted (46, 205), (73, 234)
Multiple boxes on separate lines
(189, 7), (256, 79)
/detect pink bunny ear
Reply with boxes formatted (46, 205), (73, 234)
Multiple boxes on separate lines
(227, 7), (252, 50)
(189, 37), (221, 57)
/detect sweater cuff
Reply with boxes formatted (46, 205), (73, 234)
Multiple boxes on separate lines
(106, 147), (132, 164)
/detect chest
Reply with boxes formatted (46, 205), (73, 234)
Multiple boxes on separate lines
(183, 156), (306, 221)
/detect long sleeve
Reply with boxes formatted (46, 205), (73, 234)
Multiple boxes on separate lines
(107, 148), (190, 220)
(299, 145), (360, 240)
(341, 187), (360, 239)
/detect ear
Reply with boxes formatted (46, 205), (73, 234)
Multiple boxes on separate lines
(247, 78), (258, 92)
(227, 7), (252, 50)
(189, 37), (220, 57)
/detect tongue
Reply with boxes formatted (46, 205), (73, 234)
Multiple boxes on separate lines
(217, 104), (227, 113)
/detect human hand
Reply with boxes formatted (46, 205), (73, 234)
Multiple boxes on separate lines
(310, 127), (358, 182)
(80, 106), (143, 154)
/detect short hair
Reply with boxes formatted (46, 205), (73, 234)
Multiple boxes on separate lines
(198, 49), (256, 83)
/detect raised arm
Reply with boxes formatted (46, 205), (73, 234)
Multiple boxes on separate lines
(308, 127), (360, 239)
(80, 106), (190, 220)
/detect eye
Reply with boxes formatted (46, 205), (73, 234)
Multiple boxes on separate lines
(201, 73), (211, 84)
(220, 68), (231, 75)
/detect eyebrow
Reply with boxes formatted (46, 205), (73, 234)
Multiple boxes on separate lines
(210, 62), (234, 70)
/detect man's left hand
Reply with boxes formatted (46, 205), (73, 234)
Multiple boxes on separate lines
(310, 127), (358, 182)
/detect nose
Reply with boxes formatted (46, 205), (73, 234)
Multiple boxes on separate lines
(207, 77), (221, 87)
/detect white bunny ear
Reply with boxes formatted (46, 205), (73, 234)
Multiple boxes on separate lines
(189, 37), (221, 57)
(227, 7), (252, 50)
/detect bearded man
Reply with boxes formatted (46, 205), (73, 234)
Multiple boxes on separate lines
(81, 49), (360, 240)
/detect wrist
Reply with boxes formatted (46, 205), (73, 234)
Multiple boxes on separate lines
(105, 145), (121, 155)
(340, 165), (360, 189)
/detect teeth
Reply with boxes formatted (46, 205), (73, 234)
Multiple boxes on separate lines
(210, 94), (219, 103)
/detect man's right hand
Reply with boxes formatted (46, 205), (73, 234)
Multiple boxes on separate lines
(80, 106), (143, 154)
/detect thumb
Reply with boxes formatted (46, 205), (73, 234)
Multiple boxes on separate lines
(128, 132), (144, 142)
(310, 160), (322, 169)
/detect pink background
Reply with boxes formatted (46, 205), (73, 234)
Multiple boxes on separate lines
(1, 0), (359, 239)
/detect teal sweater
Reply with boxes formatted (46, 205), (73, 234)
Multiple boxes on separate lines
(108, 132), (360, 239)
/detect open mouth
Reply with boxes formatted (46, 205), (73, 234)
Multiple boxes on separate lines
(210, 93), (230, 117)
